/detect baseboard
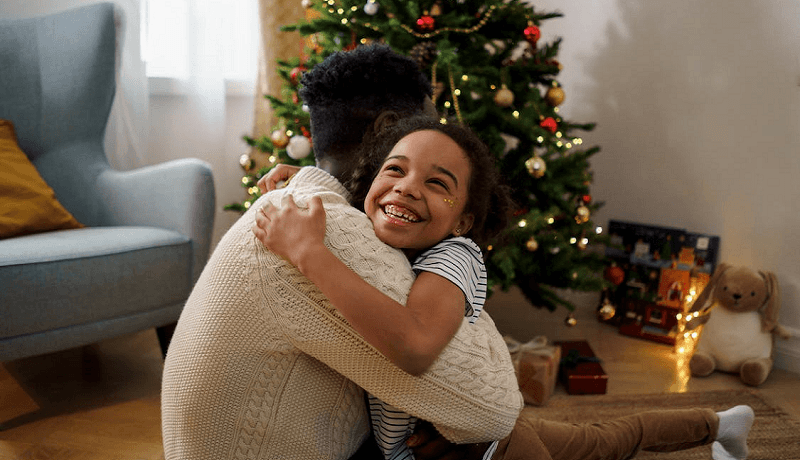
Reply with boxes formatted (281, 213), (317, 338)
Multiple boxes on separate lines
(773, 326), (800, 375)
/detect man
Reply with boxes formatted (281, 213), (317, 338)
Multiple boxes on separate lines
(161, 44), (522, 460)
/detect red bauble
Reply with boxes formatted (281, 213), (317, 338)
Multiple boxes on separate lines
(604, 266), (625, 286)
(416, 15), (435, 32)
(540, 117), (557, 133)
(523, 24), (541, 46)
(581, 194), (592, 204)
(290, 66), (306, 86)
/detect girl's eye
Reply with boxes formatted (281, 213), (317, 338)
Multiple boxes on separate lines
(428, 178), (449, 190)
(384, 165), (403, 174)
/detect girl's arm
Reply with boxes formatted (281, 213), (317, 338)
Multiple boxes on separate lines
(254, 195), (464, 376)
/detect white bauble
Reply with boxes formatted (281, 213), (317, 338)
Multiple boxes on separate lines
(286, 135), (312, 159)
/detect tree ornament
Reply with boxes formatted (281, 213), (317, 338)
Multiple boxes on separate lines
(581, 194), (592, 204)
(429, 1), (442, 16)
(286, 135), (312, 159)
(525, 154), (546, 178)
(494, 84), (514, 107)
(416, 14), (435, 32)
(604, 266), (625, 286)
(239, 154), (255, 171)
(575, 205), (590, 224)
(410, 41), (438, 68)
(540, 117), (558, 133)
(523, 22), (541, 46)
(301, 0), (313, 8)
(597, 298), (616, 321)
(564, 313), (577, 327)
(363, 0), (379, 16)
(525, 237), (538, 252)
(545, 85), (565, 106)
(290, 66), (306, 86)
(270, 129), (289, 149)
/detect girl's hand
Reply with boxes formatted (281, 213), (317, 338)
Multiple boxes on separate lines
(258, 164), (302, 193)
(253, 194), (326, 268)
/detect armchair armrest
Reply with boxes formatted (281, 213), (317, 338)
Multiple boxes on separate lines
(97, 158), (215, 282)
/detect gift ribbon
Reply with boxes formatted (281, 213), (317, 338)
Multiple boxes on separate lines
(504, 335), (556, 358)
(560, 348), (602, 369)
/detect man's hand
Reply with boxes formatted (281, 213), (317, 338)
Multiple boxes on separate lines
(408, 421), (492, 460)
(257, 164), (302, 194)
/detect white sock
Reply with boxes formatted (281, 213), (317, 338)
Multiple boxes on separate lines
(713, 405), (754, 460)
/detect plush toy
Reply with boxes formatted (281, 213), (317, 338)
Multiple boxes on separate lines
(685, 263), (791, 386)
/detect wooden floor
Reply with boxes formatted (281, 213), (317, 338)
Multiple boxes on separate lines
(2, 298), (799, 459)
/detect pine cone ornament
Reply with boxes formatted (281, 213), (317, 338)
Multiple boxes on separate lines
(410, 41), (438, 68)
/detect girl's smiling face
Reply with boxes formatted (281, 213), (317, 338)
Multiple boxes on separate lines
(364, 129), (474, 256)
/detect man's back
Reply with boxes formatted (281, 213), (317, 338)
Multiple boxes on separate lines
(162, 171), (390, 459)
(162, 167), (523, 459)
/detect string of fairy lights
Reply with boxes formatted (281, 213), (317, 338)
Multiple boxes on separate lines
(237, 0), (605, 316)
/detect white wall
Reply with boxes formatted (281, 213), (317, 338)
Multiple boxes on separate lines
(5, 0), (799, 372)
(524, 0), (800, 372)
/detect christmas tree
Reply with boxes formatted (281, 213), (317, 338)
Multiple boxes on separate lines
(227, 0), (609, 312)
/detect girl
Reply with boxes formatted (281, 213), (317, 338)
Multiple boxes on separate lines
(254, 116), (753, 460)
(258, 115), (512, 460)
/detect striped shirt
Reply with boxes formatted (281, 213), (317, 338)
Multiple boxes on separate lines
(368, 237), (497, 460)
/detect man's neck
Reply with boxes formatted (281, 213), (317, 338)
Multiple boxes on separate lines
(316, 158), (347, 184)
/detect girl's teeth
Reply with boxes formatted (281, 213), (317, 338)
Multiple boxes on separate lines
(385, 204), (419, 222)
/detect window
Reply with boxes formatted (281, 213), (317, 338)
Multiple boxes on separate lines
(141, 0), (259, 93)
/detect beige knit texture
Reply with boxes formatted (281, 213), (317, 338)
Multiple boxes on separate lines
(161, 167), (523, 460)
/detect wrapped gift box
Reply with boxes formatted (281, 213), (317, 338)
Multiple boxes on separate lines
(505, 336), (561, 406)
(557, 341), (608, 395)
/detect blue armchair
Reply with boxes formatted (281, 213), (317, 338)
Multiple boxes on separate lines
(0, 3), (215, 361)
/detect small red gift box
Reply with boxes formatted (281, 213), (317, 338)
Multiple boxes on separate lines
(557, 341), (608, 395)
(506, 336), (561, 406)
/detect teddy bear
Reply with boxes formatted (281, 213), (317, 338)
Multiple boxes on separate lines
(685, 263), (791, 386)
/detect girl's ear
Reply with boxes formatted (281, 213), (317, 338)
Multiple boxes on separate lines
(452, 213), (475, 237)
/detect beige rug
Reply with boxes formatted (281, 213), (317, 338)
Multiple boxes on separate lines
(529, 389), (800, 459)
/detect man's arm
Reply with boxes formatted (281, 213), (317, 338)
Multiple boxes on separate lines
(255, 187), (522, 444)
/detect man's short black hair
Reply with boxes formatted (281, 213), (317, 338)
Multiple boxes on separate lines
(300, 44), (432, 163)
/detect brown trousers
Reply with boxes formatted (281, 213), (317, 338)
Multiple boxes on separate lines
(493, 406), (719, 460)
(350, 407), (718, 460)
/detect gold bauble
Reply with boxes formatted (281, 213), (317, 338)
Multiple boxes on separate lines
(575, 205), (590, 224)
(597, 300), (616, 321)
(270, 129), (289, 149)
(545, 86), (565, 106)
(494, 84), (514, 107)
(525, 155), (546, 178)
(525, 237), (539, 251)
(564, 313), (577, 327)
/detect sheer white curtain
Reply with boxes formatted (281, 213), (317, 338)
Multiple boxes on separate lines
(142, 0), (258, 167)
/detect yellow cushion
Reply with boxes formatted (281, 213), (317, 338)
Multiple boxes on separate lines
(0, 119), (84, 239)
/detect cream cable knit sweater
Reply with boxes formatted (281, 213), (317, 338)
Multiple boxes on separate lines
(162, 167), (523, 460)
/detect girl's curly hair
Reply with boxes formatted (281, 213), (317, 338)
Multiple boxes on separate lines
(345, 116), (513, 247)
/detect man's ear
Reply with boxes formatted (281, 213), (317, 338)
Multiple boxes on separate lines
(453, 213), (475, 237)
(373, 110), (400, 134)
